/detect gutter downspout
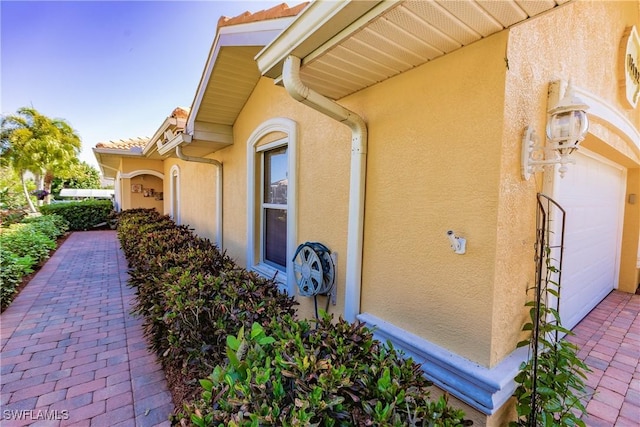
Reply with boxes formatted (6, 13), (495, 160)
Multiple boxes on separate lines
(175, 146), (223, 250)
(282, 55), (367, 323)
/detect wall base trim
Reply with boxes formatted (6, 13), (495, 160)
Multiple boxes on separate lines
(357, 312), (528, 415)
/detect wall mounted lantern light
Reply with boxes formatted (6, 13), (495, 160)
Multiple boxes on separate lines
(521, 80), (590, 180)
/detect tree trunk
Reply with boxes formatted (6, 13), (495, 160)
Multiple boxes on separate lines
(43, 170), (54, 205)
(20, 171), (37, 213)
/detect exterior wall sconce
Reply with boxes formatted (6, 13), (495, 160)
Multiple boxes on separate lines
(446, 230), (466, 255)
(521, 81), (590, 180)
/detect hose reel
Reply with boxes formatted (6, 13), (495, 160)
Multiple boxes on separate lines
(292, 242), (335, 297)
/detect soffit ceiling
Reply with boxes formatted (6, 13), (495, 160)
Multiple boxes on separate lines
(295, 0), (570, 100)
(187, 0), (570, 156)
(195, 45), (263, 126)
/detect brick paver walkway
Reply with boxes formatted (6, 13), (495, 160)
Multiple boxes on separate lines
(567, 290), (640, 427)
(1, 231), (173, 427)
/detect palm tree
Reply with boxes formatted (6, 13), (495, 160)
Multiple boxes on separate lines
(1, 107), (81, 211)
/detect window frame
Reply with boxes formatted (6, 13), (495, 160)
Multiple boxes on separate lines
(259, 141), (289, 271)
(247, 118), (297, 295)
(169, 164), (181, 224)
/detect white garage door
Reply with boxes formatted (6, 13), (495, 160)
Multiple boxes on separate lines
(552, 150), (625, 331)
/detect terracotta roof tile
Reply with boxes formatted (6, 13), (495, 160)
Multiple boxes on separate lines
(171, 107), (190, 119)
(218, 2), (309, 28)
(95, 137), (149, 151)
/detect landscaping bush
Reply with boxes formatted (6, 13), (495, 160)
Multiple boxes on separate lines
(0, 209), (27, 225)
(0, 248), (33, 310)
(187, 318), (469, 426)
(40, 199), (113, 230)
(115, 209), (471, 426)
(0, 223), (56, 263)
(117, 209), (297, 386)
(23, 214), (69, 240)
(0, 214), (68, 310)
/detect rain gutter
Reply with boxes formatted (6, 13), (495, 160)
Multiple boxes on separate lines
(282, 55), (367, 322)
(175, 145), (223, 250)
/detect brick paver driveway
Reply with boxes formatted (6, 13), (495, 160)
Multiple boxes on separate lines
(568, 290), (640, 427)
(1, 231), (173, 427)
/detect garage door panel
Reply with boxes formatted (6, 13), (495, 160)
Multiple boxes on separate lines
(553, 151), (625, 331)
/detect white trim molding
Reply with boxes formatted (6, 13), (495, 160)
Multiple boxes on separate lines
(574, 86), (640, 151)
(247, 118), (298, 295)
(187, 17), (299, 135)
(357, 312), (529, 415)
(114, 171), (122, 212)
(119, 169), (165, 180)
(169, 165), (181, 224)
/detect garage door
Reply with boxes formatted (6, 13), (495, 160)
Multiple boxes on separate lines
(552, 150), (625, 331)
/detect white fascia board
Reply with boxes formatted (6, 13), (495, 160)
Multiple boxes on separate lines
(93, 151), (109, 178)
(157, 132), (192, 156)
(357, 312), (529, 415)
(256, 0), (387, 78)
(97, 166), (118, 180)
(191, 121), (234, 145)
(144, 117), (177, 156)
(92, 147), (143, 157)
(92, 148), (103, 164)
(186, 17), (297, 134)
(92, 149), (121, 179)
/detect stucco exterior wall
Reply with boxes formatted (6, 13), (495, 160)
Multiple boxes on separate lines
(340, 31), (509, 367)
(162, 157), (217, 243)
(94, 1), (639, 423)
(118, 158), (164, 212)
(209, 77), (352, 321)
(497, 0), (640, 366)
(620, 168), (640, 291)
(127, 175), (163, 210)
(189, 1), (640, 369)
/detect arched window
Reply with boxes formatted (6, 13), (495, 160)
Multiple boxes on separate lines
(169, 165), (180, 224)
(247, 118), (297, 294)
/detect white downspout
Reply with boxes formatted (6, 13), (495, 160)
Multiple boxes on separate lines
(282, 55), (367, 322)
(175, 146), (223, 250)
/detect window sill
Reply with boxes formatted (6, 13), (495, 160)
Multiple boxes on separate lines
(250, 263), (287, 291)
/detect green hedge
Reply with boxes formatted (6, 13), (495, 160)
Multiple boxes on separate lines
(39, 199), (113, 230)
(116, 209), (471, 426)
(117, 209), (297, 380)
(0, 215), (68, 310)
(0, 248), (34, 310)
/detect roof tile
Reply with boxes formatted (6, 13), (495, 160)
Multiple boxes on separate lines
(218, 2), (309, 28)
(171, 107), (190, 119)
(95, 137), (149, 151)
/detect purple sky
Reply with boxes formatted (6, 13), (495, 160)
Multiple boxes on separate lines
(1, 1), (297, 169)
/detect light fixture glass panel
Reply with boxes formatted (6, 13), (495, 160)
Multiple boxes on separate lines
(546, 110), (588, 142)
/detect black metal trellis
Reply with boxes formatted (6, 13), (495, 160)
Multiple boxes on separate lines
(530, 193), (566, 426)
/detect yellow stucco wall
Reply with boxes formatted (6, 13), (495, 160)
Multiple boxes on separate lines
(118, 158), (164, 212)
(185, 0), (639, 371)
(620, 168), (640, 292)
(499, 0), (640, 366)
(127, 175), (163, 210)
(342, 31), (509, 367)
(211, 77), (352, 321)
(162, 158), (218, 243)
(99, 1), (638, 424)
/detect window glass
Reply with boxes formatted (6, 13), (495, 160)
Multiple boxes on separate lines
(262, 146), (288, 270)
(264, 209), (287, 268)
(264, 147), (287, 205)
